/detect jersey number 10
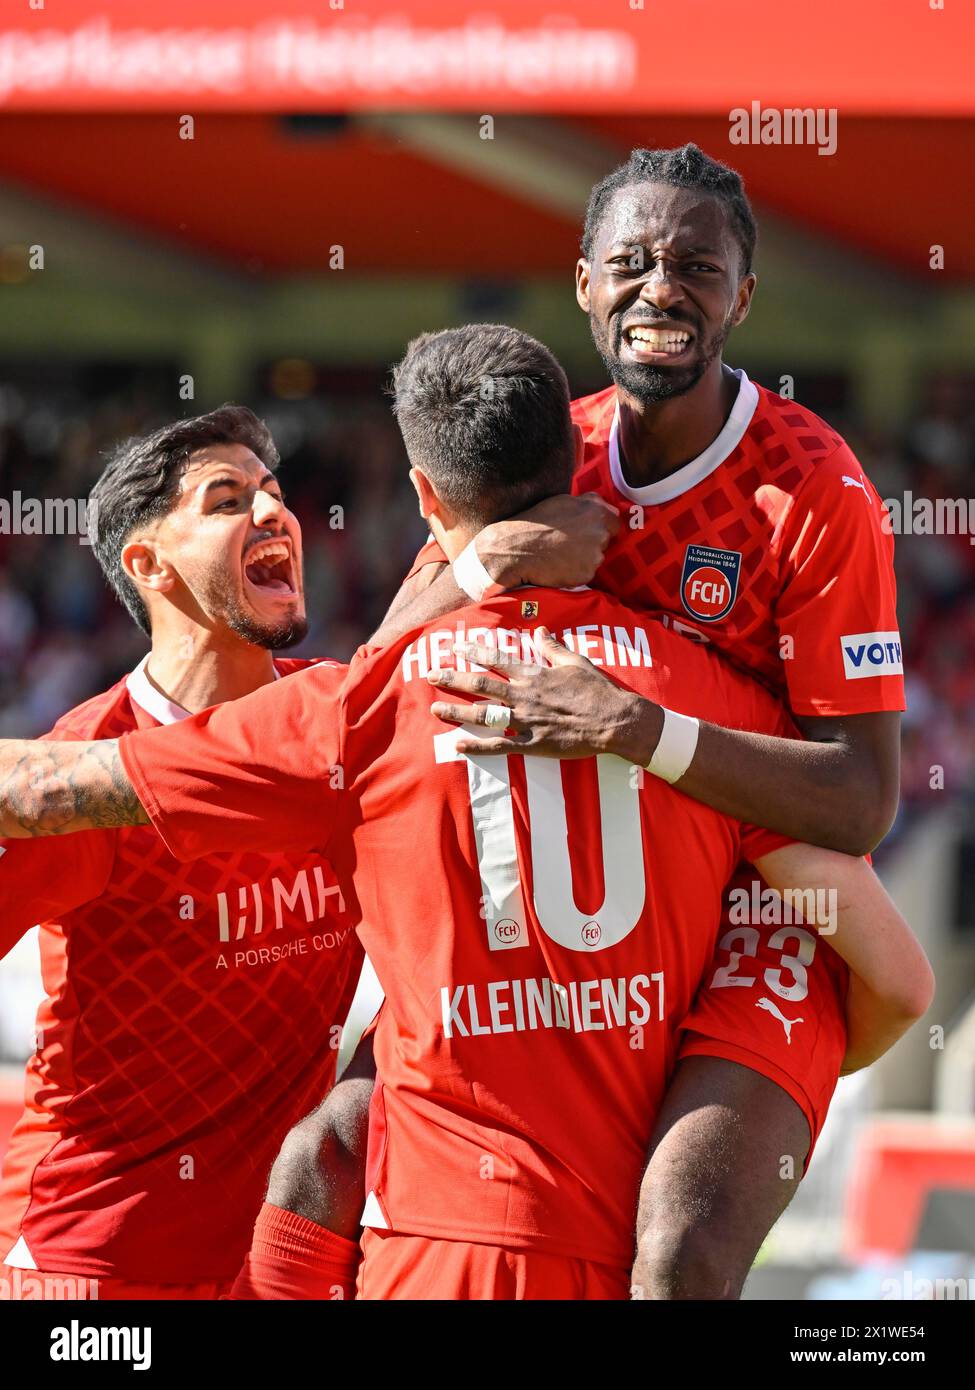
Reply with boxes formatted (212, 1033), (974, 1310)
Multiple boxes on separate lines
(434, 728), (648, 955)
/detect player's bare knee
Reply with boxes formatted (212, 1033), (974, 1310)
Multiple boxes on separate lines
(635, 1219), (747, 1301)
(266, 1103), (330, 1205)
(318, 1076), (374, 1159)
(266, 1078), (373, 1233)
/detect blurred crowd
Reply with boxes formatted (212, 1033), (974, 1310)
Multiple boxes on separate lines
(852, 374), (975, 831)
(0, 367), (972, 838)
(0, 373), (430, 736)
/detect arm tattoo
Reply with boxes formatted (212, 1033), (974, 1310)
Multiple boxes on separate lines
(0, 738), (149, 838)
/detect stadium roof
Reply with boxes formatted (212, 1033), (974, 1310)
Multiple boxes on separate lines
(0, 111), (972, 281)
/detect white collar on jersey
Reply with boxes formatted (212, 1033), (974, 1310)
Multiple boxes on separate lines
(608, 367), (759, 506)
(126, 653), (280, 726)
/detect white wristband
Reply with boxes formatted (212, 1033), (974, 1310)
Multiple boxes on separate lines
(453, 538), (506, 603)
(647, 708), (700, 784)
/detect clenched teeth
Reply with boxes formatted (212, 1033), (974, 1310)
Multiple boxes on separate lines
(626, 327), (692, 350)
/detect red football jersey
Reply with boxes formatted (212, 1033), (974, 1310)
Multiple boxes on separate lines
(568, 374), (895, 1140)
(402, 375), (901, 1150)
(409, 372), (904, 717)
(0, 657), (363, 1284)
(400, 374), (904, 1151)
(121, 589), (800, 1265)
(571, 371), (905, 716)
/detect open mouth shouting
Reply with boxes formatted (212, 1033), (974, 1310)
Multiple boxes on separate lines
(243, 537), (298, 602)
(622, 320), (696, 365)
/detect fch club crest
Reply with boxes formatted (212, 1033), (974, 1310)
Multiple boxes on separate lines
(680, 544), (742, 623)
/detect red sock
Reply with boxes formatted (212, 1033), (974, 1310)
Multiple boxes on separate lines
(228, 1203), (361, 1301)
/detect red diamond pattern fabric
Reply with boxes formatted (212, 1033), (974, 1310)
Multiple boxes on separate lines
(0, 659), (362, 1283)
(571, 377), (904, 716)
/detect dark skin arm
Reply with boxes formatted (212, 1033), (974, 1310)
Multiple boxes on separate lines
(374, 558), (447, 637)
(430, 631), (900, 857)
(265, 1030), (376, 1238)
(679, 708), (900, 857)
(370, 493), (619, 648)
(0, 738), (148, 838)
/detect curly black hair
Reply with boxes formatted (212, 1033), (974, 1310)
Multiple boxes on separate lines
(581, 142), (757, 275)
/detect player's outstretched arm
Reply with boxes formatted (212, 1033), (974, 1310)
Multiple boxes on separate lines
(429, 630), (899, 857)
(753, 843), (934, 1073)
(369, 494), (619, 647)
(0, 737), (148, 838)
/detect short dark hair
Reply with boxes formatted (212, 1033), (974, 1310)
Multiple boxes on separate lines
(391, 324), (574, 527)
(581, 142), (758, 275)
(89, 404), (279, 636)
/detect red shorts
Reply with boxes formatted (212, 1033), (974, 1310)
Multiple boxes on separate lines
(678, 902), (849, 1158)
(1, 1264), (229, 1300)
(358, 1230), (629, 1301)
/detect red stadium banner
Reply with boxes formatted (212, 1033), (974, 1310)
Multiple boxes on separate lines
(0, 0), (971, 115)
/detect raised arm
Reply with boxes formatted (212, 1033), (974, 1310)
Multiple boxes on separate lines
(0, 737), (147, 838)
(636, 706), (899, 857)
(753, 842), (934, 1073)
(370, 494), (619, 647)
(429, 631), (899, 857)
